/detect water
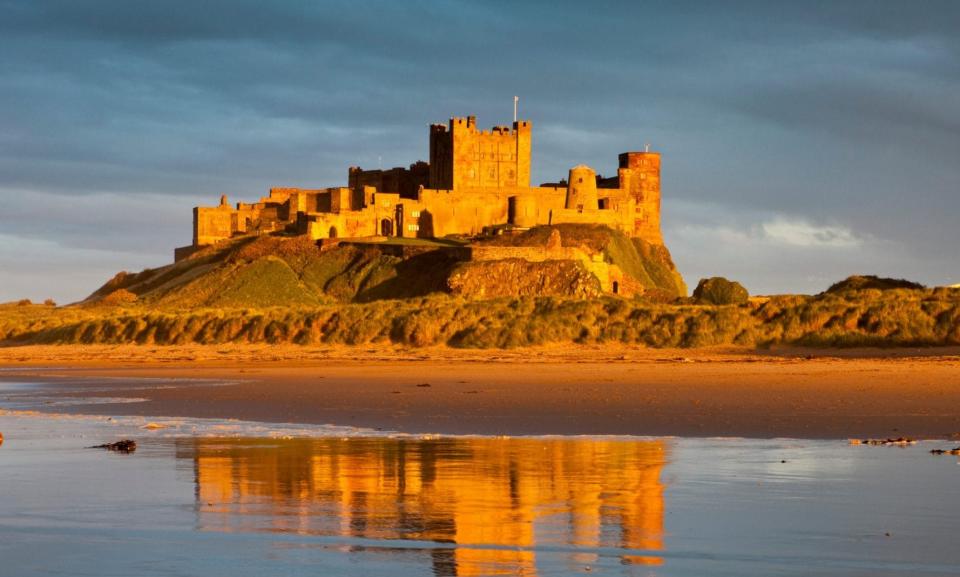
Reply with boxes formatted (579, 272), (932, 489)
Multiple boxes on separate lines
(1, 387), (959, 575)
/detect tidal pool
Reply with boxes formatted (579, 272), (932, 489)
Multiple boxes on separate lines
(0, 409), (958, 575)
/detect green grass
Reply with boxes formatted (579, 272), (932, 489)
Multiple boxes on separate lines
(4, 286), (959, 349)
(83, 236), (453, 308)
(79, 225), (688, 312)
(208, 257), (324, 308)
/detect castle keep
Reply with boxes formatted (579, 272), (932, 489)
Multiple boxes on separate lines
(183, 115), (663, 257)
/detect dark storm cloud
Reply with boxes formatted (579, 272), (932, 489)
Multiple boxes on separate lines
(1, 0), (959, 301)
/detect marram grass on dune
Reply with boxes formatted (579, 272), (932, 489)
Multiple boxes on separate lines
(3, 286), (959, 349)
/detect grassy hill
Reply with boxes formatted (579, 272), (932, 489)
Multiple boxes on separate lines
(84, 225), (686, 309)
(86, 235), (461, 308)
(5, 230), (955, 350)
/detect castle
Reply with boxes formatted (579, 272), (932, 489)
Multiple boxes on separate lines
(180, 114), (663, 259)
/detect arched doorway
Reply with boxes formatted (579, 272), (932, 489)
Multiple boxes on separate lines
(328, 226), (338, 239)
(380, 219), (393, 237)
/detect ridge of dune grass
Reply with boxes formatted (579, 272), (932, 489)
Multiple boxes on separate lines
(3, 286), (959, 349)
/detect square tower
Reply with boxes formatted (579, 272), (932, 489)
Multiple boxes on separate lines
(618, 151), (663, 244)
(429, 116), (531, 190)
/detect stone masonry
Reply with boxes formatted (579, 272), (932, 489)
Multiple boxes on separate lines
(180, 114), (664, 261)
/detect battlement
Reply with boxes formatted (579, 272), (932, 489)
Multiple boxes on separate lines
(445, 116), (531, 136)
(349, 161), (429, 201)
(429, 114), (532, 190)
(619, 151), (660, 169)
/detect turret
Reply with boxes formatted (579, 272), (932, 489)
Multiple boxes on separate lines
(565, 165), (598, 211)
(509, 194), (538, 228)
(513, 120), (532, 188)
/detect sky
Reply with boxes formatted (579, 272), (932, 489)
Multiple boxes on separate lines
(1, 0), (958, 303)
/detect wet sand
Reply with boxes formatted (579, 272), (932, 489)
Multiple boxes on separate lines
(4, 414), (959, 577)
(2, 344), (960, 439)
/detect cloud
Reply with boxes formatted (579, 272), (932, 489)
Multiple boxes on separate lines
(0, 189), (178, 303)
(759, 218), (864, 248)
(664, 203), (867, 250)
(0, 1), (958, 301)
(0, 188), (188, 253)
(0, 233), (162, 304)
(661, 199), (946, 295)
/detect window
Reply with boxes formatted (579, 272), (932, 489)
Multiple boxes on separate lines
(410, 210), (420, 218)
(407, 224), (420, 232)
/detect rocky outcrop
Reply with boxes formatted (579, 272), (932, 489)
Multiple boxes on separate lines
(475, 224), (686, 297)
(447, 259), (602, 299)
(89, 440), (137, 453)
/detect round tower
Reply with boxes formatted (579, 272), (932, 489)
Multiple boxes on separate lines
(565, 165), (598, 211)
(509, 194), (538, 228)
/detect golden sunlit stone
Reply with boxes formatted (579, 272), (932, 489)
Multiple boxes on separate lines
(187, 436), (668, 572)
(184, 116), (665, 262)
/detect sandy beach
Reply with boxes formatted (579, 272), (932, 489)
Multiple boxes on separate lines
(2, 344), (960, 439)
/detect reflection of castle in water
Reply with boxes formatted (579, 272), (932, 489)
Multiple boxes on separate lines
(178, 437), (667, 575)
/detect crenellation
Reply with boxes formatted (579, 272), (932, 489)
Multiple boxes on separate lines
(184, 112), (664, 260)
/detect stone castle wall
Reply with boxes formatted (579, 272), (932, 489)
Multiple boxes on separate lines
(185, 114), (664, 265)
(193, 205), (233, 246)
(348, 161), (429, 200)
